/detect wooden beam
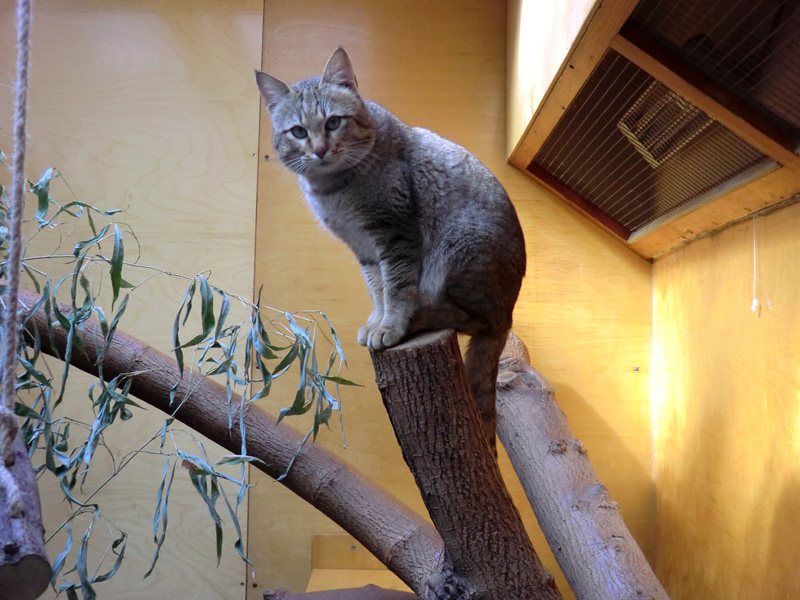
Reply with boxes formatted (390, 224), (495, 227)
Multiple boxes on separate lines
(525, 164), (632, 243)
(630, 165), (800, 259)
(611, 25), (800, 169)
(508, 0), (641, 171)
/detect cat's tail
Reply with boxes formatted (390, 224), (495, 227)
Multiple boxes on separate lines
(464, 326), (510, 457)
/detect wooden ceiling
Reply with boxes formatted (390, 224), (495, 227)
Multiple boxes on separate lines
(509, 0), (800, 259)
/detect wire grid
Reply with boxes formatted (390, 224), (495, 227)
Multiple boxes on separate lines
(617, 80), (714, 167)
(531, 50), (768, 233)
(628, 0), (800, 143)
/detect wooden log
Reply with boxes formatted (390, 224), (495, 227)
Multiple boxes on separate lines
(13, 287), (448, 598)
(496, 333), (670, 600)
(370, 330), (563, 600)
(0, 434), (50, 600)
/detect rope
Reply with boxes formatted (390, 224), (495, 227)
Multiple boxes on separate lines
(0, 0), (33, 519)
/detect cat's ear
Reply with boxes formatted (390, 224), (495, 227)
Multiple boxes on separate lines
(255, 70), (291, 111)
(321, 47), (358, 91)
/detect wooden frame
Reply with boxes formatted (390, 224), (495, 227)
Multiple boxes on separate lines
(509, 1), (800, 260)
(508, 0), (642, 172)
(525, 164), (633, 242)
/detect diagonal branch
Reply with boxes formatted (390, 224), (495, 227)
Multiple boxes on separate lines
(14, 286), (447, 597)
(496, 333), (670, 600)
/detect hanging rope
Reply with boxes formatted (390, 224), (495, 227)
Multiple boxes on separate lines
(1, 0), (33, 519)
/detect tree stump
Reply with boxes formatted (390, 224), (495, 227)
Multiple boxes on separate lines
(371, 330), (562, 600)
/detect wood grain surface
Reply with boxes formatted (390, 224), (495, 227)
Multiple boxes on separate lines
(0, 1), (262, 597)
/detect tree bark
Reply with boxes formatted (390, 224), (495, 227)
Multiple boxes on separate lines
(371, 330), (562, 600)
(0, 433), (50, 600)
(496, 334), (671, 600)
(14, 287), (447, 598)
(13, 285), (670, 600)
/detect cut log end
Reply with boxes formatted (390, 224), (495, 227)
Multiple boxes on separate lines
(0, 555), (51, 600)
(0, 435), (50, 600)
(500, 331), (530, 364)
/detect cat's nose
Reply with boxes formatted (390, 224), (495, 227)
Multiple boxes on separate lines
(312, 144), (328, 159)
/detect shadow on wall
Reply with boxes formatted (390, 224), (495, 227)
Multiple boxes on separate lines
(548, 383), (655, 560)
(756, 471), (800, 596)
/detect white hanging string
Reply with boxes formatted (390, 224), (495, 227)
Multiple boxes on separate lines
(750, 215), (759, 313)
(0, 0), (33, 519)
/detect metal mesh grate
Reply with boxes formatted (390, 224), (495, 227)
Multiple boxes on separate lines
(617, 81), (714, 168)
(531, 50), (771, 234)
(628, 0), (800, 145)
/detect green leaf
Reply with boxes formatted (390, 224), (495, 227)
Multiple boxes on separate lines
(319, 311), (348, 367)
(214, 455), (264, 468)
(152, 459), (171, 540)
(277, 429), (313, 481)
(50, 524), (73, 586)
(93, 306), (109, 338)
(272, 339), (300, 377)
(217, 482), (252, 566)
(173, 281), (197, 375)
(320, 375), (362, 386)
(22, 265), (41, 293)
(178, 275), (216, 349)
(72, 224), (110, 257)
(145, 459), (176, 578)
(75, 518), (97, 600)
(98, 293), (128, 362)
(91, 533), (127, 583)
(187, 472), (223, 566)
(31, 167), (59, 225)
(110, 224), (124, 309)
(215, 291), (230, 340)
(14, 401), (43, 421)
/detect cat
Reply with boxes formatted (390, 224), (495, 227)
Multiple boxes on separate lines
(256, 48), (526, 453)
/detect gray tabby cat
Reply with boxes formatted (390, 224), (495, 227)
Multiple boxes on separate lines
(256, 48), (526, 452)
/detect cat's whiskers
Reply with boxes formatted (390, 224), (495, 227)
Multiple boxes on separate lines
(283, 154), (310, 175)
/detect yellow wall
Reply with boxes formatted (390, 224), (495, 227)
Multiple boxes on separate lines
(0, 1), (261, 597)
(252, 1), (653, 596)
(652, 200), (800, 599)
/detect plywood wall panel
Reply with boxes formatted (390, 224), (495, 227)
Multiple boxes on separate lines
(253, 1), (653, 597)
(0, 1), (261, 597)
(653, 200), (800, 599)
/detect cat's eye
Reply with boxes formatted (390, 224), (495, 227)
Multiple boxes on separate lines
(325, 116), (342, 131)
(290, 126), (308, 139)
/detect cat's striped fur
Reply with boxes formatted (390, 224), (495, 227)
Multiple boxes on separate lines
(256, 48), (526, 453)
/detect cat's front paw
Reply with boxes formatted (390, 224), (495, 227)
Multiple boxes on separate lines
(357, 325), (370, 347)
(357, 323), (404, 350)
